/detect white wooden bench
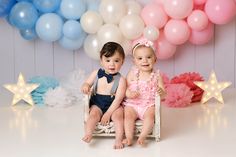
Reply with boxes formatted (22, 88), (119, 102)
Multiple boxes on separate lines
(83, 94), (161, 141)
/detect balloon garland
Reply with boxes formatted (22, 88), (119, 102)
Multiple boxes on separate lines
(0, 0), (235, 60)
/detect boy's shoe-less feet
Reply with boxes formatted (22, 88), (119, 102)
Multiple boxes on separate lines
(122, 138), (133, 146)
(82, 134), (92, 143)
(113, 140), (124, 149)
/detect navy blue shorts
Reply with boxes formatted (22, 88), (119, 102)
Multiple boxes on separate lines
(89, 94), (115, 114)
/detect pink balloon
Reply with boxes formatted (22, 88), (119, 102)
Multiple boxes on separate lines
(194, 4), (204, 10)
(154, 0), (164, 5)
(187, 10), (208, 31)
(141, 3), (168, 28)
(189, 22), (214, 45)
(164, 19), (190, 45)
(164, 0), (193, 19)
(155, 32), (177, 60)
(193, 0), (206, 5)
(205, 0), (236, 25)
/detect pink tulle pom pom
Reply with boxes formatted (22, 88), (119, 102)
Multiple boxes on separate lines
(171, 72), (204, 102)
(163, 84), (193, 107)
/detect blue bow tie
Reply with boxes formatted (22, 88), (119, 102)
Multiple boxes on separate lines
(98, 69), (113, 83)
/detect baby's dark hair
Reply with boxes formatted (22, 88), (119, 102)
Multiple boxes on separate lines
(100, 42), (125, 60)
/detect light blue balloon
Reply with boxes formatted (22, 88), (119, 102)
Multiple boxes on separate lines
(86, 0), (100, 11)
(59, 31), (86, 50)
(60, 0), (86, 20)
(20, 28), (38, 40)
(16, 0), (32, 2)
(36, 13), (63, 42)
(54, 8), (66, 21)
(33, 0), (61, 13)
(0, 0), (16, 17)
(63, 20), (82, 40)
(9, 2), (38, 29)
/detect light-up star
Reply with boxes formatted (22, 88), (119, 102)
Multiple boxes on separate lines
(194, 71), (231, 104)
(3, 73), (39, 106)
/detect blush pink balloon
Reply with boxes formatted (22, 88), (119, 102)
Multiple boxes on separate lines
(155, 32), (177, 60)
(189, 22), (214, 45)
(141, 3), (168, 28)
(187, 10), (209, 31)
(205, 0), (236, 25)
(193, 0), (206, 5)
(164, 19), (190, 45)
(164, 0), (193, 19)
(154, 0), (164, 5)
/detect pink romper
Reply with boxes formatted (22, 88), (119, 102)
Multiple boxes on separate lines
(123, 67), (159, 120)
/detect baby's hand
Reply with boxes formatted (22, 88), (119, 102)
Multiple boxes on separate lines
(100, 112), (111, 125)
(157, 87), (165, 96)
(81, 83), (91, 95)
(128, 91), (140, 98)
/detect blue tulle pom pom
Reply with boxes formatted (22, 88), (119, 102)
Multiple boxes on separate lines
(28, 76), (59, 106)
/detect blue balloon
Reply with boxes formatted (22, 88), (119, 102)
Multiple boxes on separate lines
(59, 31), (86, 50)
(36, 13), (63, 42)
(5, 15), (14, 26)
(63, 20), (83, 40)
(9, 2), (38, 29)
(20, 28), (38, 40)
(0, 0), (16, 17)
(60, 0), (87, 20)
(86, 0), (100, 11)
(33, 0), (61, 13)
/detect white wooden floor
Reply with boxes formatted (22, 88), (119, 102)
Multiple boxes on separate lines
(0, 88), (235, 157)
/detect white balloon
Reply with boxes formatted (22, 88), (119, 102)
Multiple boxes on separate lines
(121, 38), (132, 55)
(83, 34), (100, 60)
(143, 25), (160, 41)
(97, 24), (123, 48)
(125, 0), (142, 15)
(119, 14), (144, 40)
(99, 0), (126, 24)
(80, 11), (103, 34)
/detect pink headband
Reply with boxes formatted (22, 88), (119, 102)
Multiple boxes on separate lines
(132, 38), (155, 55)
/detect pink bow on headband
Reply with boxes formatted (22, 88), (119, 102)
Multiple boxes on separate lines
(137, 38), (154, 47)
(133, 38), (154, 48)
(132, 38), (155, 55)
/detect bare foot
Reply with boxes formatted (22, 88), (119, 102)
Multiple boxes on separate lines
(137, 136), (146, 146)
(122, 138), (133, 146)
(82, 134), (92, 143)
(113, 140), (124, 149)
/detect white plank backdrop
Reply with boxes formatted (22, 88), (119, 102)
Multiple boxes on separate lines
(0, 17), (236, 91)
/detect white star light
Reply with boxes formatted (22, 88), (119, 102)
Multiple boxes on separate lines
(4, 73), (39, 106)
(194, 71), (231, 104)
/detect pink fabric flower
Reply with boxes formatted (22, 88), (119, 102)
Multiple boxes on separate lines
(170, 72), (204, 102)
(163, 84), (193, 108)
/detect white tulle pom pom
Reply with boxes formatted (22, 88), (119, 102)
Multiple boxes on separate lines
(60, 69), (86, 101)
(44, 87), (76, 107)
